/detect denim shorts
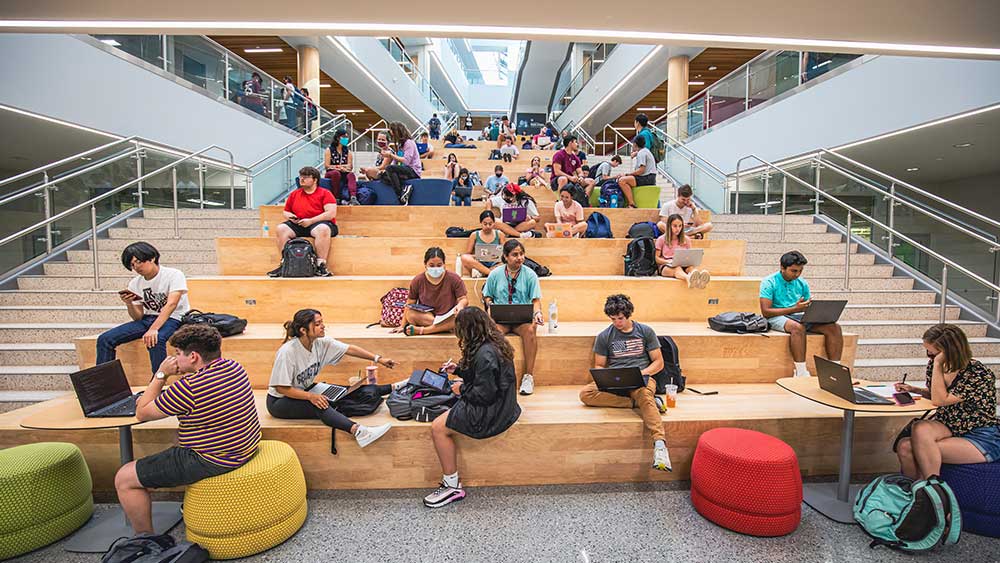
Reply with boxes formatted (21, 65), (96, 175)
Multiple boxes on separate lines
(959, 425), (1000, 463)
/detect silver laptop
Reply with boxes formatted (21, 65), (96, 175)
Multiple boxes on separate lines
(672, 248), (704, 268)
(475, 243), (502, 262)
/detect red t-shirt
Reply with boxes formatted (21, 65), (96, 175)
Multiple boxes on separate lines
(552, 149), (581, 177)
(284, 188), (336, 223)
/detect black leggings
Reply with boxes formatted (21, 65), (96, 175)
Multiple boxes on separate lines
(266, 394), (355, 433)
(380, 164), (418, 197)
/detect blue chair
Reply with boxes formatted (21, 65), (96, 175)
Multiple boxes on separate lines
(362, 181), (400, 205)
(941, 461), (1000, 537)
(407, 179), (453, 206)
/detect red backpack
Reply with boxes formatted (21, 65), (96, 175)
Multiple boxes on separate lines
(367, 288), (409, 328)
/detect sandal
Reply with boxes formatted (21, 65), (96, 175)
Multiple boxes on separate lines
(404, 325), (424, 336)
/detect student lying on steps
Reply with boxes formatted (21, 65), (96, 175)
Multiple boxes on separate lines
(267, 309), (396, 448)
(423, 307), (521, 508)
(486, 183), (540, 239)
(579, 294), (672, 472)
(392, 247), (469, 336)
(759, 250), (843, 377)
(460, 210), (505, 278)
(268, 166), (335, 277)
(656, 213), (710, 288)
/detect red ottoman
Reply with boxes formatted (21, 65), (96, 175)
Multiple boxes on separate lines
(690, 428), (802, 536)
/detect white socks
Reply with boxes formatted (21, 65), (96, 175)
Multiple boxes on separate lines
(654, 440), (666, 450)
(794, 362), (810, 378)
(443, 472), (460, 488)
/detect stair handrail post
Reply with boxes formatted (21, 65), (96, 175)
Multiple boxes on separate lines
(940, 264), (949, 324)
(91, 203), (101, 291)
(780, 175), (787, 242)
(172, 168), (180, 239)
(844, 211), (852, 291)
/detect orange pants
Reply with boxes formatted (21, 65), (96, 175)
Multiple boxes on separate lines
(579, 377), (665, 442)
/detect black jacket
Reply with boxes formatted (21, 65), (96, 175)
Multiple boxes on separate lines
(445, 343), (521, 439)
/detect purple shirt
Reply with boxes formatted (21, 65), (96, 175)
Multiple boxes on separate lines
(401, 139), (423, 177)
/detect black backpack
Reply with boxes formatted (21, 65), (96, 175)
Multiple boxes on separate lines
(524, 257), (551, 277)
(278, 238), (318, 277)
(567, 182), (590, 208)
(180, 309), (248, 337)
(708, 312), (769, 333)
(336, 385), (385, 417)
(656, 335), (685, 393)
(623, 237), (658, 277)
(445, 226), (479, 238)
(627, 221), (661, 239)
(103, 534), (209, 563)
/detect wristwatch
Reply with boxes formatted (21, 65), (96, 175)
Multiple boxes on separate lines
(155, 371), (166, 380)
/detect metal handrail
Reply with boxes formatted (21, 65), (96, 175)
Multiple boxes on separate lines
(246, 116), (347, 170)
(0, 135), (139, 192)
(553, 44), (617, 114)
(348, 119), (389, 149)
(0, 149), (142, 208)
(733, 154), (1000, 323)
(651, 125), (728, 179)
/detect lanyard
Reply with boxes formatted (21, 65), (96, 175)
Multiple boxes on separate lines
(505, 267), (519, 304)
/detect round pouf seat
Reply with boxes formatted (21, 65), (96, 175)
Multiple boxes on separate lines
(183, 441), (307, 559)
(690, 428), (802, 536)
(941, 461), (1000, 537)
(632, 185), (661, 209)
(0, 442), (94, 559)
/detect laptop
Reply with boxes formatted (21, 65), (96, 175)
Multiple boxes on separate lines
(70, 360), (141, 418)
(475, 243), (502, 262)
(672, 248), (704, 268)
(545, 223), (574, 238)
(306, 377), (367, 404)
(489, 303), (534, 325)
(501, 206), (527, 224)
(590, 367), (646, 393)
(815, 356), (893, 405)
(801, 300), (848, 325)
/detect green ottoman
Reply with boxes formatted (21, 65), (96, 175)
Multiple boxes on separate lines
(633, 185), (661, 209)
(0, 443), (94, 559)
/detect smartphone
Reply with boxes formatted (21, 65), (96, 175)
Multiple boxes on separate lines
(893, 392), (915, 406)
(118, 289), (137, 298)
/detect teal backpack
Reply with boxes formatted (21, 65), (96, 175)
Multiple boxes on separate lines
(854, 474), (961, 552)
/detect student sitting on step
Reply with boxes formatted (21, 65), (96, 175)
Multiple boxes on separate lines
(392, 247), (469, 336)
(114, 325), (260, 538)
(460, 210), (505, 278)
(98, 241), (190, 376)
(267, 309), (396, 447)
(416, 131), (435, 159)
(523, 156), (548, 188)
(551, 134), (596, 196)
(579, 294), (672, 472)
(759, 250), (843, 377)
(360, 132), (391, 181)
(657, 184), (713, 239)
(656, 213), (710, 288)
(486, 183), (540, 239)
(485, 164), (509, 195)
(499, 135), (520, 162)
(323, 128), (359, 205)
(615, 135), (656, 208)
(424, 306), (521, 508)
(592, 155), (621, 184)
(451, 168), (474, 207)
(268, 166), (335, 277)
(545, 187), (587, 237)
(482, 240), (543, 395)
(443, 153), (461, 181)
(894, 324), (1000, 479)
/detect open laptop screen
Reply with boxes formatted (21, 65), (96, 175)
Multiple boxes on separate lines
(71, 360), (132, 414)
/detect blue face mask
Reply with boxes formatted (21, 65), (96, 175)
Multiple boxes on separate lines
(426, 266), (445, 279)
(339, 137), (349, 147)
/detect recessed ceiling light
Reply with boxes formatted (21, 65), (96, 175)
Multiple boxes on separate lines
(319, 84), (331, 88)
(934, 157), (944, 161)
(337, 109), (365, 113)
(99, 38), (121, 47)
(636, 107), (664, 111)
(708, 65), (718, 71)
(243, 47), (283, 53)
(688, 81), (705, 85)
(953, 142), (974, 148)
(906, 167), (919, 172)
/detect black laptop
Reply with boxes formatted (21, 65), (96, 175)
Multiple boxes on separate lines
(800, 299), (848, 325)
(70, 360), (141, 418)
(815, 356), (892, 405)
(489, 304), (534, 325)
(590, 367), (646, 393)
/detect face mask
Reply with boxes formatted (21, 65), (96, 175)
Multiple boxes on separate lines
(339, 137), (349, 147)
(496, 172), (503, 177)
(460, 176), (467, 182)
(426, 266), (445, 279)
(377, 141), (387, 148)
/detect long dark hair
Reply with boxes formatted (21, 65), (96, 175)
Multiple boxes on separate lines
(388, 121), (411, 144)
(423, 247), (446, 264)
(502, 183), (536, 206)
(455, 307), (514, 371)
(923, 324), (973, 373)
(284, 308), (320, 343)
(331, 129), (349, 155)
(665, 213), (687, 246)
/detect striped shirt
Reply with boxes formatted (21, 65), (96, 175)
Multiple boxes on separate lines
(155, 358), (261, 467)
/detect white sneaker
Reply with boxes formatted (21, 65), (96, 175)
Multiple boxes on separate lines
(653, 446), (673, 472)
(519, 373), (535, 395)
(520, 231), (534, 239)
(699, 270), (711, 288)
(354, 423), (391, 448)
(686, 273), (695, 289)
(471, 269), (482, 279)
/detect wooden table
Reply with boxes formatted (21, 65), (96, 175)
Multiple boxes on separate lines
(776, 376), (933, 524)
(20, 391), (182, 552)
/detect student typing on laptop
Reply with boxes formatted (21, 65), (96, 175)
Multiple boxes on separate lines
(483, 240), (543, 395)
(486, 182), (540, 239)
(759, 251), (844, 377)
(267, 309), (398, 448)
(544, 187), (587, 238)
(656, 213), (710, 289)
(113, 325), (260, 540)
(460, 210), (505, 278)
(579, 294), (672, 472)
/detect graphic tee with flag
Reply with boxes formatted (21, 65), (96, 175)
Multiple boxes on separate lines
(593, 322), (659, 371)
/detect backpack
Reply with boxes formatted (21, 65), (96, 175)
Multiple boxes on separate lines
(708, 312), (769, 333)
(278, 238), (318, 278)
(102, 534), (179, 563)
(585, 211), (612, 238)
(133, 542), (210, 563)
(336, 385), (385, 417)
(627, 221), (661, 239)
(386, 379), (458, 421)
(524, 257), (551, 277)
(599, 180), (624, 207)
(489, 149), (502, 160)
(180, 309), (248, 337)
(623, 237), (658, 277)
(367, 288), (408, 328)
(854, 474), (961, 552)
(356, 184), (375, 205)
(567, 182), (590, 209)
(469, 171), (482, 187)
(445, 226), (479, 238)
(644, 127), (665, 162)
(656, 335), (685, 393)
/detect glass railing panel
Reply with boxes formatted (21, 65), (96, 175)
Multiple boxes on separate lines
(705, 76), (746, 128)
(93, 35), (164, 68)
(732, 173), (767, 214)
(747, 51), (801, 110)
(228, 58), (273, 121)
(802, 53), (861, 82)
(0, 192), (48, 274)
(47, 156), (140, 248)
(166, 36), (227, 100)
(691, 165), (726, 213)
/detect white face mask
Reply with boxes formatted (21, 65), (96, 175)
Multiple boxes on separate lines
(426, 266), (445, 279)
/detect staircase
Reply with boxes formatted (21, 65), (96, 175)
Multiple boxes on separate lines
(1, 208), (997, 413)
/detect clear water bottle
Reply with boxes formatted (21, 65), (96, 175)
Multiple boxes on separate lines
(261, 220), (269, 238)
(455, 255), (463, 276)
(548, 299), (558, 333)
(610, 193), (619, 208)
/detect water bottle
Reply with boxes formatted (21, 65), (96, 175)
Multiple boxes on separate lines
(261, 220), (269, 238)
(455, 255), (463, 276)
(610, 193), (619, 208)
(548, 299), (558, 333)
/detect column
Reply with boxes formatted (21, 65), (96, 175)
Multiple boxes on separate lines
(297, 45), (320, 134)
(666, 55), (690, 140)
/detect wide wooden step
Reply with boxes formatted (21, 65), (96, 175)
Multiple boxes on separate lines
(0, 386), (912, 491)
(74, 321), (858, 388)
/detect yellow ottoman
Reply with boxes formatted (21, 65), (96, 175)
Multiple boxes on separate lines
(633, 185), (661, 208)
(183, 441), (306, 560)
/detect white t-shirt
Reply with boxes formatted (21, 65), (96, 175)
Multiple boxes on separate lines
(659, 198), (697, 224)
(490, 194), (540, 219)
(127, 266), (190, 322)
(268, 337), (350, 398)
(499, 145), (519, 157)
(633, 148), (657, 176)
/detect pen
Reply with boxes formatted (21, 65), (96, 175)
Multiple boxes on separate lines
(901, 372), (908, 385)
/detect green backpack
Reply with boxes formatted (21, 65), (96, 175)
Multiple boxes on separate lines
(854, 474), (961, 552)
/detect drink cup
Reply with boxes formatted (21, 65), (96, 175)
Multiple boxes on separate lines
(665, 384), (678, 408)
(366, 365), (378, 384)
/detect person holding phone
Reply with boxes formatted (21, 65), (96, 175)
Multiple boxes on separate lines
(97, 242), (189, 376)
(759, 250), (843, 377)
(360, 132), (391, 181)
(423, 306), (521, 508)
(657, 184), (713, 239)
(482, 240), (543, 395)
(393, 247), (468, 336)
(894, 324), (999, 479)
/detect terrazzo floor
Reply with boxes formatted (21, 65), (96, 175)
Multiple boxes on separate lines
(11, 482), (999, 563)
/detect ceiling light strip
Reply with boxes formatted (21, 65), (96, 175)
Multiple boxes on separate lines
(832, 103), (1000, 152)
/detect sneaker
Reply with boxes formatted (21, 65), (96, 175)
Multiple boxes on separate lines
(315, 262), (332, 277)
(519, 374), (535, 395)
(355, 423), (392, 448)
(350, 196), (360, 206)
(520, 231), (534, 239)
(423, 482), (467, 508)
(686, 272), (695, 289)
(267, 265), (282, 278)
(471, 269), (482, 278)
(653, 446), (673, 472)
(655, 395), (667, 414)
(699, 270), (711, 288)
(400, 185), (412, 205)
